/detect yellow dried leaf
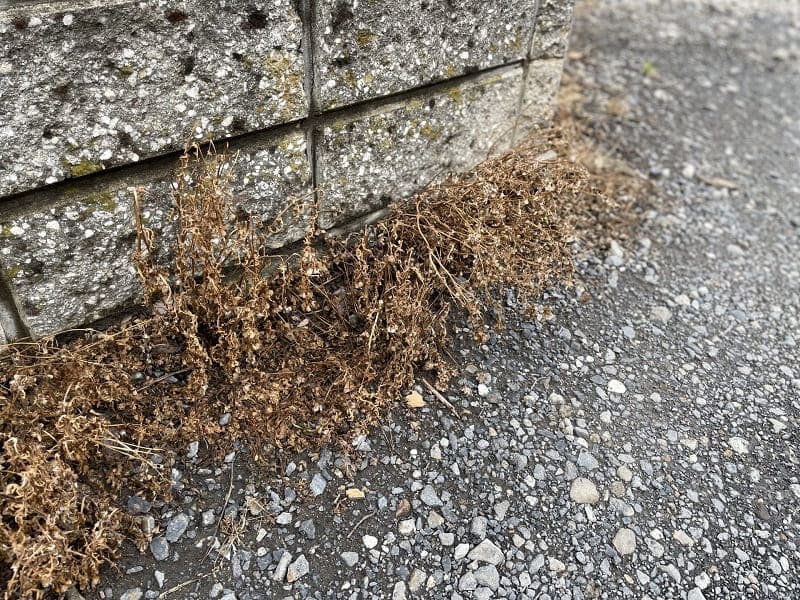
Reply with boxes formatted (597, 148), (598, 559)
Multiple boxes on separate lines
(405, 390), (425, 408)
(346, 488), (365, 499)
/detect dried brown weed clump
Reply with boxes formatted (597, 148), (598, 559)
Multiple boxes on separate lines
(1, 106), (643, 599)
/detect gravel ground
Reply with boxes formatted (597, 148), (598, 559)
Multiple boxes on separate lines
(93, 1), (800, 599)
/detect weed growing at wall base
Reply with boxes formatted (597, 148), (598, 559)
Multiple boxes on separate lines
(0, 97), (646, 599)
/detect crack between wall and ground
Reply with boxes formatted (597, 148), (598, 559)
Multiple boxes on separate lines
(0, 258), (32, 341)
(511, 0), (542, 145)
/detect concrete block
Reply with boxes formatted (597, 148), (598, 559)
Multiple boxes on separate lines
(0, 269), (26, 343)
(0, 133), (310, 337)
(316, 68), (523, 229)
(0, 0), (305, 196)
(314, 0), (536, 109)
(514, 58), (565, 142)
(530, 0), (575, 59)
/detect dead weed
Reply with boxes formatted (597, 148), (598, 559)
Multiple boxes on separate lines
(0, 83), (647, 599)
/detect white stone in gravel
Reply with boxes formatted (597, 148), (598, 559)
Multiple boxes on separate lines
(651, 306), (673, 323)
(769, 418), (787, 434)
(646, 538), (665, 558)
(439, 531), (455, 546)
(617, 465), (633, 482)
(165, 513), (189, 543)
(661, 564), (681, 583)
(570, 478), (600, 504)
(768, 557), (782, 575)
(530, 554), (545, 573)
(468, 539), (504, 565)
(477, 383), (490, 396)
(341, 552), (359, 567)
(363, 535), (378, 549)
(391, 581), (407, 600)
(577, 451), (600, 471)
(608, 379), (626, 394)
(494, 500), (510, 520)
(687, 588), (706, 600)
(428, 511), (445, 529)
(695, 572), (711, 589)
(454, 543), (470, 560)
(459, 572), (477, 592)
(272, 551), (291, 581)
(120, 589), (143, 600)
(474, 565), (500, 590)
(276, 512), (292, 526)
(608, 240), (625, 258)
(673, 529), (693, 546)
(519, 571), (532, 588)
(310, 473), (327, 496)
(549, 558), (566, 572)
(187, 441), (199, 459)
(790, 484), (800, 499)
(398, 519), (416, 536)
(286, 554), (309, 582)
(154, 571), (165, 588)
(612, 528), (636, 555)
(408, 569), (426, 593)
(728, 436), (749, 453)
(150, 537), (169, 561)
(734, 548), (750, 562)
(599, 410), (612, 424)
(471, 515), (488, 538)
(420, 485), (442, 507)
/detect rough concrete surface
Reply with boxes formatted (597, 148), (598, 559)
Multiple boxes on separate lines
(529, 0), (575, 60)
(0, 0), (305, 195)
(39, 0), (800, 598)
(316, 67), (524, 229)
(314, 0), (538, 109)
(0, 132), (310, 336)
(515, 58), (564, 142)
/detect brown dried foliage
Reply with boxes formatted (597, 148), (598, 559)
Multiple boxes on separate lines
(0, 91), (646, 599)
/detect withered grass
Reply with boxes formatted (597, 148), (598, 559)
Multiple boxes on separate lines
(0, 85), (646, 599)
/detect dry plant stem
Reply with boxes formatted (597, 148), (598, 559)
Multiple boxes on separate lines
(421, 378), (461, 419)
(204, 460), (236, 562)
(346, 512), (377, 539)
(158, 574), (211, 599)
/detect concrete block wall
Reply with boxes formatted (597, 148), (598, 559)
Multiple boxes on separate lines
(0, 0), (574, 340)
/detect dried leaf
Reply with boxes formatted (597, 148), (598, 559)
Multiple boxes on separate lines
(396, 498), (412, 519)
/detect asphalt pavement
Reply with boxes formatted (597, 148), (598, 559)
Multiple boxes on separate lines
(96, 2), (800, 599)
